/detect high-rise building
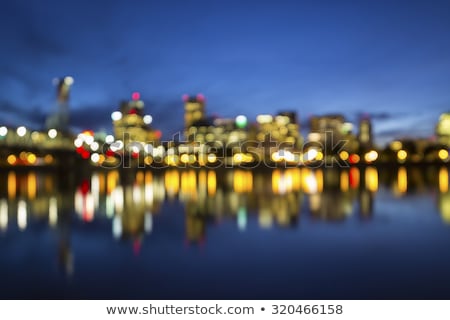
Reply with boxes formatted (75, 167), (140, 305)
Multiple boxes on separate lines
(308, 114), (358, 153)
(111, 92), (160, 152)
(358, 116), (373, 150)
(183, 94), (206, 138)
(46, 76), (73, 132)
(255, 111), (302, 147)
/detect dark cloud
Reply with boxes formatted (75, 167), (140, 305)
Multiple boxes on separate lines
(22, 27), (68, 58)
(1, 0), (450, 142)
(70, 104), (115, 131)
(356, 111), (392, 120)
(0, 100), (47, 128)
(0, 2), (68, 60)
(145, 99), (184, 137)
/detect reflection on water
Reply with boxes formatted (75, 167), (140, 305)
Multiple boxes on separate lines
(1, 166), (450, 298)
(1, 167), (449, 238)
(2, 166), (450, 235)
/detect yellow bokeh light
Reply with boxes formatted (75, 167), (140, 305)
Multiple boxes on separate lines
(44, 154), (54, 164)
(27, 153), (36, 164)
(144, 156), (153, 165)
(165, 155), (179, 166)
(207, 153), (217, 163)
(364, 150), (378, 163)
(180, 153), (190, 164)
(7, 155), (16, 165)
(271, 152), (281, 162)
(233, 153), (244, 163)
(397, 150), (407, 162)
(438, 149), (449, 161)
(315, 151), (324, 161)
(339, 151), (349, 161)
(390, 140), (402, 151)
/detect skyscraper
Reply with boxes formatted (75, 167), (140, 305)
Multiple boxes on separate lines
(111, 92), (160, 152)
(46, 76), (73, 132)
(183, 94), (205, 138)
(358, 117), (373, 150)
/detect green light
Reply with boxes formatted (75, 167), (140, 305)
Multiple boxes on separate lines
(235, 115), (247, 129)
(237, 207), (247, 231)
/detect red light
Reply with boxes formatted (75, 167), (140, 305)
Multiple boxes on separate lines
(182, 94), (189, 102)
(76, 146), (84, 154)
(129, 108), (137, 114)
(81, 150), (90, 159)
(83, 211), (93, 222)
(80, 180), (90, 195)
(349, 154), (359, 164)
(132, 92), (140, 101)
(106, 149), (115, 157)
(155, 130), (162, 139)
(133, 239), (141, 256)
(196, 93), (205, 102)
(132, 152), (139, 159)
(349, 167), (359, 189)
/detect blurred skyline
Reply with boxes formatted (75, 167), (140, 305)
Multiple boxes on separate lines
(1, 0), (450, 144)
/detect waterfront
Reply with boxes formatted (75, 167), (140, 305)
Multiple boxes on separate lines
(1, 166), (450, 299)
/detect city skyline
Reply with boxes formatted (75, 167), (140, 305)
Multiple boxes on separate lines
(1, 0), (450, 144)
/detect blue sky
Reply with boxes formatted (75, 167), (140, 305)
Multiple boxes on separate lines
(1, 0), (450, 144)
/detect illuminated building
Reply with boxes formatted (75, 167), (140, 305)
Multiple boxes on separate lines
(436, 113), (450, 146)
(112, 92), (161, 153)
(254, 111), (302, 162)
(256, 111), (301, 147)
(183, 94), (206, 139)
(182, 94), (251, 162)
(358, 116), (373, 150)
(308, 114), (358, 154)
(46, 76), (73, 132)
(387, 138), (438, 163)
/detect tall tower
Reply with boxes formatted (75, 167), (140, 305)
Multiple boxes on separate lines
(358, 116), (373, 150)
(183, 94), (205, 138)
(46, 76), (73, 132)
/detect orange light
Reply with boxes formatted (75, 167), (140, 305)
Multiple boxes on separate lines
(82, 130), (94, 137)
(7, 155), (16, 165)
(349, 154), (360, 164)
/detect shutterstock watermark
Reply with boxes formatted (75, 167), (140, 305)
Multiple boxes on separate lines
(99, 131), (349, 169)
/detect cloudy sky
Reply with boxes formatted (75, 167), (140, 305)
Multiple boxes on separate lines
(1, 0), (450, 144)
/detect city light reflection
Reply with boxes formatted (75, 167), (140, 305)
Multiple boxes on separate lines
(0, 166), (449, 245)
(233, 170), (253, 193)
(365, 167), (378, 192)
(49, 196), (58, 227)
(207, 171), (216, 196)
(397, 167), (408, 194)
(340, 170), (349, 192)
(439, 167), (449, 193)
(8, 171), (16, 199)
(17, 200), (27, 231)
(27, 172), (37, 200)
(0, 199), (7, 231)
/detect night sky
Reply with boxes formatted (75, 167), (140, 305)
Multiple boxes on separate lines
(1, 0), (450, 144)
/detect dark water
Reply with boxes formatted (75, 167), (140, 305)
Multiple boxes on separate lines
(1, 166), (450, 299)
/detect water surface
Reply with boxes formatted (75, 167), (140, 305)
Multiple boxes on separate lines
(1, 166), (450, 299)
